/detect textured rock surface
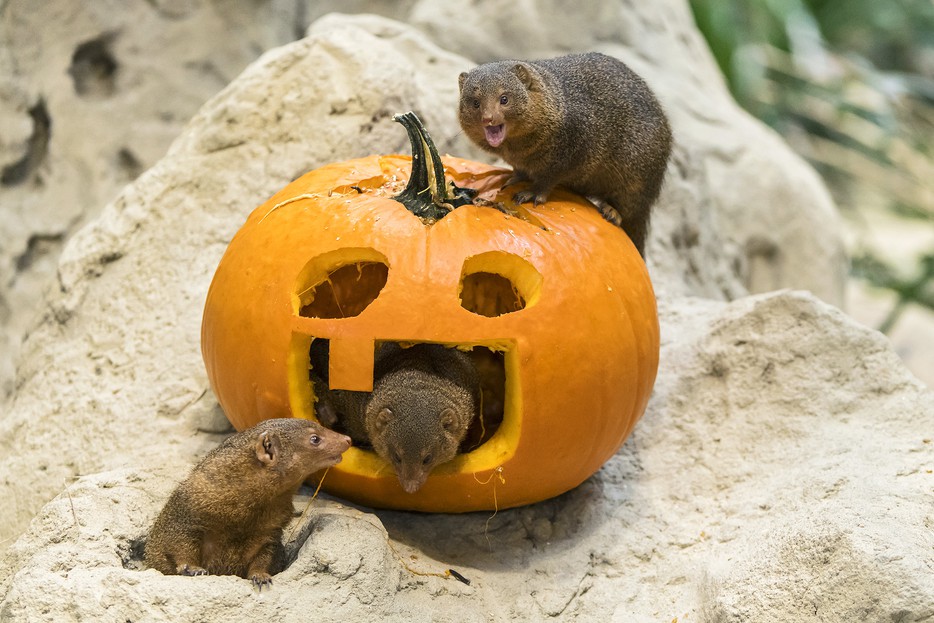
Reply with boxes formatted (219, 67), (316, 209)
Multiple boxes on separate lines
(2, 3), (929, 622)
(0, 0), (301, 398)
(2, 292), (931, 622)
(0, 12), (475, 550)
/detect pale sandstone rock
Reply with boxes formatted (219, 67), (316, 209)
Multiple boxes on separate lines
(0, 0), (301, 398)
(0, 13), (474, 552)
(3, 5), (927, 623)
(2, 291), (930, 622)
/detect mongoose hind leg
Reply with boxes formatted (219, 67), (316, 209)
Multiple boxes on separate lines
(619, 212), (649, 258)
(587, 196), (623, 227)
(590, 195), (649, 258)
(146, 514), (207, 577)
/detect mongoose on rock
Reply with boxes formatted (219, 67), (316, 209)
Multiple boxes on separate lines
(312, 342), (480, 494)
(145, 418), (351, 588)
(458, 52), (672, 257)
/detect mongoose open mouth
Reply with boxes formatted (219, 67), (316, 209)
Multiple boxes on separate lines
(484, 124), (505, 147)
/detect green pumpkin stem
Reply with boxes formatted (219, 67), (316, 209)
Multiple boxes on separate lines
(392, 111), (475, 220)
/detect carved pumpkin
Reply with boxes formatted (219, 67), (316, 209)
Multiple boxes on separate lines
(201, 113), (659, 512)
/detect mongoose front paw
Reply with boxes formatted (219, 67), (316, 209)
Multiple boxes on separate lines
(513, 190), (549, 206)
(250, 572), (274, 591)
(179, 564), (208, 576)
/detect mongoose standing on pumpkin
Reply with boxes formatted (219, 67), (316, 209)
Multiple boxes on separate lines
(145, 418), (351, 588)
(458, 52), (672, 257)
(312, 342), (480, 494)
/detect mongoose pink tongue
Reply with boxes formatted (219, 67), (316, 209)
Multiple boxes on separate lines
(484, 124), (505, 147)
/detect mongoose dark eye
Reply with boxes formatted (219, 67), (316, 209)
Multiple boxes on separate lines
(390, 451), (401, 465)
(309, 434), (321, 446)
(499, 94), (508, 105)
(422, 454), (433, 466)
(472, 99), (480, 109)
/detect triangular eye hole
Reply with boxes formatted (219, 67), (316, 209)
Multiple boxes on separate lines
(295, 250), (389, 319)
(459, 251), (542, 318)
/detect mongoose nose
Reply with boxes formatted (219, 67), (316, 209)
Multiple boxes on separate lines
(401, 479), (421, 494)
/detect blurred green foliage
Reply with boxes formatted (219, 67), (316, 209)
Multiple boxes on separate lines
(690, 0), (934, 332)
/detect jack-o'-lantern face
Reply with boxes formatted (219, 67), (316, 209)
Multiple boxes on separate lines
(201, 114), (658, 512)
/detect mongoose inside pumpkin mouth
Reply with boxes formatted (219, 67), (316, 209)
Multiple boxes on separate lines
(306, 338), (507, 455)
(285, 335), (517, 479)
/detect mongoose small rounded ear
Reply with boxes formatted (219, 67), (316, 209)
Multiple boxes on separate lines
(440, 408), (457, 432)
(513, 63), (534, 88)
(374, 408), (393, 434)
(458, 72), (469, 90)
(255, 430), (281, 466)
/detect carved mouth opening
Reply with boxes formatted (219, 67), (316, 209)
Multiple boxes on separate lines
(306, 339), (506, 456)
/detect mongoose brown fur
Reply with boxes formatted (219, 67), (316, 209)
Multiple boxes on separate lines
(313, 342), (480, 493)
(145, 418), (351, 588)
(458, 52), (672, 257)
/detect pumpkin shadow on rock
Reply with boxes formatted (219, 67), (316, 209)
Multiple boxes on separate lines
(370, 438), (646, 575)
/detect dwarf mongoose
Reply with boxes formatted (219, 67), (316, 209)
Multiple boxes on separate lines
(458, 52), (672, 256)
(145, 418), (351, 588)
(313, 342), (480, 493)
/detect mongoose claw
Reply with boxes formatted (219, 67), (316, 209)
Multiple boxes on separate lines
(512, 189), (549, 206)
(250, 572), (274, 591)
(179, 564), (208, 577)
(587, 196), (624, 227)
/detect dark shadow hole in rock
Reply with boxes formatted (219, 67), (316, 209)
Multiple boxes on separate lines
(308, 339), (505, 454)
(117, 148), (143, 182)
(121, 536), (148, 571)
(1, 100), (51, 187)
(14, 232), (65, 272)
(671, 222), (700, 249)
(281, 509), (325, 568)
(746, 236), (779, 261)
(298, 261), (389, 319)
(69, 34), (119, 98)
